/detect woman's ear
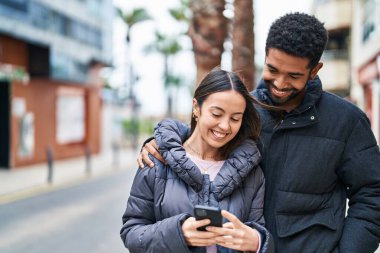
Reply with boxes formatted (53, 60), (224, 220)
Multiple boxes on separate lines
(192, 99), (200, 117)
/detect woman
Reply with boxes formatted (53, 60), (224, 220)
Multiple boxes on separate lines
(120, 68), (273, 253)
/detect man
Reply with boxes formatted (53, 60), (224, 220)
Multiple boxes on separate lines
(138, 13), (380, 252)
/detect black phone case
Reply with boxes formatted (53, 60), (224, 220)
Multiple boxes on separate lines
(194, 205), (222, 231)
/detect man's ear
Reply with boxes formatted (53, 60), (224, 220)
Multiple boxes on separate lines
(310, 62), (323, 80)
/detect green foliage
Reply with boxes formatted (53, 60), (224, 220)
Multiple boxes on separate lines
(165, 74), (184, 89)
(169, 0), (190, 22)
(116, 7), (151, 28)
(121, 118), (155, 136)
(0, 64), (29, 83)
(145, 31), (183, 56)
(103, 81), (113, 90)
(117, 7), (151, 42)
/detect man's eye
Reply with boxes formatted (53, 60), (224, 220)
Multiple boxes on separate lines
(290, 75), (299, 79)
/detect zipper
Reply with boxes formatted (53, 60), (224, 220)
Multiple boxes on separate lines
(274, 119), (284, 130)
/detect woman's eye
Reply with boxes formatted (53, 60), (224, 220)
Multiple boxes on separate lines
(231, 118), (240, 122)
(212, 113), (221, 117)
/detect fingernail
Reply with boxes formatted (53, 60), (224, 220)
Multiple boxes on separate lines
(150, 163), (154, 167)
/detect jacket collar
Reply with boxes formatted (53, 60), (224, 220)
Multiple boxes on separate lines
(154, 119), (261, 200)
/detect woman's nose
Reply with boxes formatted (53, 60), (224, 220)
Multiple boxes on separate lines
(218, 118), (230, 130)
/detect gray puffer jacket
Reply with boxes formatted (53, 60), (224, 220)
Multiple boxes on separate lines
(121, 119), (273, 253)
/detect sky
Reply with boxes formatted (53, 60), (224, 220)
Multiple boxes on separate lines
(111, 0), (313, 117)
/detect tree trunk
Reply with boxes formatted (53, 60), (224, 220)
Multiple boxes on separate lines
(231, 0), (255, 91)
(188, 0), (228, 85)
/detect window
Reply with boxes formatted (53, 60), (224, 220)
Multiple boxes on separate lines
(68, 21), (102, 48)
(27, 1), (103, 48)
(0, 0), (28, 12)
(51, 52), (87, 83)
(362, 0), (380, 43)
(29, 2), (49, 30)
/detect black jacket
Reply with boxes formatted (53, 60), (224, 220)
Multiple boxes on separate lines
(253, 77), (380, 252)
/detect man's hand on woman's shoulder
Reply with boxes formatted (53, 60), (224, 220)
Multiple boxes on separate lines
(137, 139), (165, 168)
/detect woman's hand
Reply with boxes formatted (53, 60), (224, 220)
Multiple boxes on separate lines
(206, 210), (260, 252)
(137, 139), (165, 168)
(181, 217), (218, 247)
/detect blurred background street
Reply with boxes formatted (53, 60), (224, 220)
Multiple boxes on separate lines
(0, 0), (379, 252)
(0, 169), (134, 253)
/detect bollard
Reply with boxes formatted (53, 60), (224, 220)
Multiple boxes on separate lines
(46, 146), (53, 184)
(112, 142), (119, 169)
(85, 146), (91, 175)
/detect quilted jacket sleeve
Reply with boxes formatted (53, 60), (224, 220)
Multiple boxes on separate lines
(337, 115), (380, 252)
(244, 165), (274, 253)
(155, 118), (190, 142)
(120, 163), (192, 253)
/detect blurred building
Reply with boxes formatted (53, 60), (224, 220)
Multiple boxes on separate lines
(312, 0), (352, 97)
(351, 0), (380, 143)
(0, 0), (114, 168)
(313, 0), (380, 143)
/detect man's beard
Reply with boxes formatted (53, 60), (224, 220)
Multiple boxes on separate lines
(265, 80), (307, 106)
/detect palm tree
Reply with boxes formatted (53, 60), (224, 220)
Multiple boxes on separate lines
(145, 31), (183, 117)
(188, 0), (228, 85)
(231, 0), (255, 91)
(116, 7), (151, 148)
(165, 73), (187, 117)
(117, 8), (151, 44)
(116, 7), (151, 98)
(169, 0), (256, 91)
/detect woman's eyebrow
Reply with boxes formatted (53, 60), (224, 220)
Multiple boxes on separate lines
(210, 106), (244, 115)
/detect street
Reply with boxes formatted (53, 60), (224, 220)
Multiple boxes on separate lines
(0, 169), (136, 253)
(1, 166), (379, 253)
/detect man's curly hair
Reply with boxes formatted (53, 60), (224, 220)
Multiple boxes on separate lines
(265, 12), (328, 69)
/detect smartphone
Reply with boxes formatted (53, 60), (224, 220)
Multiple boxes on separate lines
(194, 205), (222, 231)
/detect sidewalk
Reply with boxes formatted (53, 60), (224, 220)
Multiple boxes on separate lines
(0, 147), (139, 204)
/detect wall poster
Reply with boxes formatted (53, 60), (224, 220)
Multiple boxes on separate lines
(56, 87), (85, 144)
(18, 112), (34, 158)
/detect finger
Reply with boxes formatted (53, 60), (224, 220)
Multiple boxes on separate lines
(215, 235), (236, 249)
(150, 139), (159, 150)
(215, 234), (234, 243)
(222, 222), (234, 229)
(145, 142), (165, 164)
(206, 225), (229, 235)
(149, 140), (165, 164)
(141, 148), (154, 168)
(216, 240), (239, 251)
(187, 238), (216, 247)
(207, 221), (238, 237)
(183, 217), (212, 231)
(189, 230), (218, 239)
(137, 154), (144, 168)
(193, 218), (211, 229)
(221, 210), (243, 228)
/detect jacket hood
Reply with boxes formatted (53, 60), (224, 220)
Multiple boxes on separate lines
(154, 119), (261, 200)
